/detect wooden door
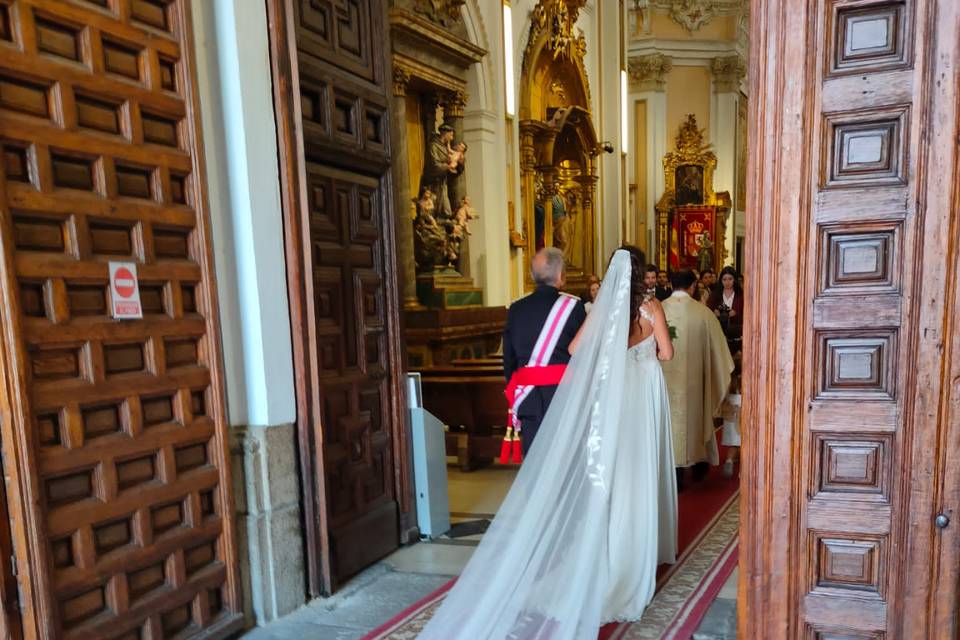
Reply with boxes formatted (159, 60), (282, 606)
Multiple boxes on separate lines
(0, 0), (243, 637)
(267, 0), (408, 596)
(742, 0), (960, 637)
(0, 424), (22, 639)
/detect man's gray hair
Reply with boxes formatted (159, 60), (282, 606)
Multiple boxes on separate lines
(531, 247), (565, 286)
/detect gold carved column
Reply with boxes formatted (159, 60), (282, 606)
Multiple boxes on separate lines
(519, 124), (537, 259)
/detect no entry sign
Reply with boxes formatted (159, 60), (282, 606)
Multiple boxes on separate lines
(109, 261), (143, 319)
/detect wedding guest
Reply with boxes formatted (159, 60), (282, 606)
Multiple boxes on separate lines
(503, 248), (587, 456)
(720, 363), (742, 478)
(707, 266), (744, 357)
(644, 264), (670, 301)
(700, 268), (716, 290)
(582, 274), (601, 313)
(697, 268), (715, 304)
(657, 270), (672, 298)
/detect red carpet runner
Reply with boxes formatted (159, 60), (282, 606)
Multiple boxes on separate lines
(363, 466), (739, 640)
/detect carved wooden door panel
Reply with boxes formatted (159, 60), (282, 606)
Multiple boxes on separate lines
(0, 1), (242, 638)
(268, 0), (406, 595)
(743, 0), (960, 637)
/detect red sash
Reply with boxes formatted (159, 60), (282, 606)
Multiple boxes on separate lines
(501, 294), (577, 463)
(503, 364), (567, 405)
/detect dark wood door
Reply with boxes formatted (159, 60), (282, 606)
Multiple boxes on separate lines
(742, 0), (960, 637)
(0, 1), (243, 637)
(267, 0), (407, 595)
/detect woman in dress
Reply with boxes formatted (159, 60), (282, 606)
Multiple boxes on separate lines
(707, 266), (744, 358)
(418, 247), (677, 639)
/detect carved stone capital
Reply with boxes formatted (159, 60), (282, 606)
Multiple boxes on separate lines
(710, 55), (746, 93)
(628, 53), (673, 92)
(393, 65), (412, 97)
(443, 89), (468, 117)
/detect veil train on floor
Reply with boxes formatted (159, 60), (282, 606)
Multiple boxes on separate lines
(418, 250), (637, 640)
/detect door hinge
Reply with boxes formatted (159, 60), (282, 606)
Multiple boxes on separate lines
(4, 555), (19, 614)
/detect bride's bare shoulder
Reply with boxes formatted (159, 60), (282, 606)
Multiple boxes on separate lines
(641, 298), (664, 314)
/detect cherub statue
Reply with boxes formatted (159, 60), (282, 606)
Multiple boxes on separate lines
(413, 187), (448, 271)
(452, 196), (479, 238)
(447, 141), (467, 171)
(416, 187), (437, 220)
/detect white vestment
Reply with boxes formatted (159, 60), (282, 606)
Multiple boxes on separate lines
(661, 292), (734, 467)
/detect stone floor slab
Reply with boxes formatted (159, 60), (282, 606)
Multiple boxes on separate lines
(692, 597), (737, 640)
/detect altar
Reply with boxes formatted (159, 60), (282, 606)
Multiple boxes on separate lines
(655, 115), (731, 273)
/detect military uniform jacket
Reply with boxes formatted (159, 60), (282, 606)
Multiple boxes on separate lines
(502, 285), (587, 421)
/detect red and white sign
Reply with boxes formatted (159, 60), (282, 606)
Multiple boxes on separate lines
(109, 261), (143, 319)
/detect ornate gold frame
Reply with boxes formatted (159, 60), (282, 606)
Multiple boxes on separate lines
(517, 0), (599, 291)
(655, 114), (730, 270)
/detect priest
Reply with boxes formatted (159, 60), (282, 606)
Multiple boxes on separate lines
(661, 269), (734, 485)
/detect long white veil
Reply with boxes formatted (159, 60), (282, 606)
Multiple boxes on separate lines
(418, 250), (634, 640)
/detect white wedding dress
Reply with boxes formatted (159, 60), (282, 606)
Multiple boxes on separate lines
(602, 313), (678, 622)
(418, 250), (677, 640)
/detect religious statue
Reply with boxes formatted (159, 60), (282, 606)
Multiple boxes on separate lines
(412, 120), (475, 272)
(419, 124), (465, 221)
(412, 188), (479, 272)
(697, 230), (715, 274)
(552, 191), (569, 252)
(452, 196), (479, 238)
(413, 188), (444, 271)
(533, 173), (568, 253)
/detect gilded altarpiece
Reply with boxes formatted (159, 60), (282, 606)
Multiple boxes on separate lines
(519, 0), (601, 292)
(655, 115), (731, 272)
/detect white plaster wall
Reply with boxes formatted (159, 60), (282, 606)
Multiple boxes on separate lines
(710, 87), (738, 266)
(191, 0), (296, 428)
(462, 0), (511, 307)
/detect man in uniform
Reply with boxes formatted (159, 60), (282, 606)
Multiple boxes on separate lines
(503, 248), (587, 457)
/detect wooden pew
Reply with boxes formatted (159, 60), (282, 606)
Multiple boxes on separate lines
(417, 362), (507, 471)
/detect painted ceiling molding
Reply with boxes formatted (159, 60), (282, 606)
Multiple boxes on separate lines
(634, 0), (744, 33)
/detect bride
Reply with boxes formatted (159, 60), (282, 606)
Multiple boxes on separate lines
(419, 247), (678, 639)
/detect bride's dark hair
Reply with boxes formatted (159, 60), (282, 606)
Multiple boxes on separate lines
(615, 245), (650, 322)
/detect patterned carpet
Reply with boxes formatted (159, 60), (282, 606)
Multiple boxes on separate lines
(363, 482), (740, 640)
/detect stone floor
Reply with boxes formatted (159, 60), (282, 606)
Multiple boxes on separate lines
(239, 466), (737, 640)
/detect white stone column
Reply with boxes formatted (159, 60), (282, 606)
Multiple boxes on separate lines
(628, 53), (671, 258)
(463, 108), (511, 306)
(192, 0), (304, 625)
(710, 55), (746, 267)
(598, 0), (624, 267)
